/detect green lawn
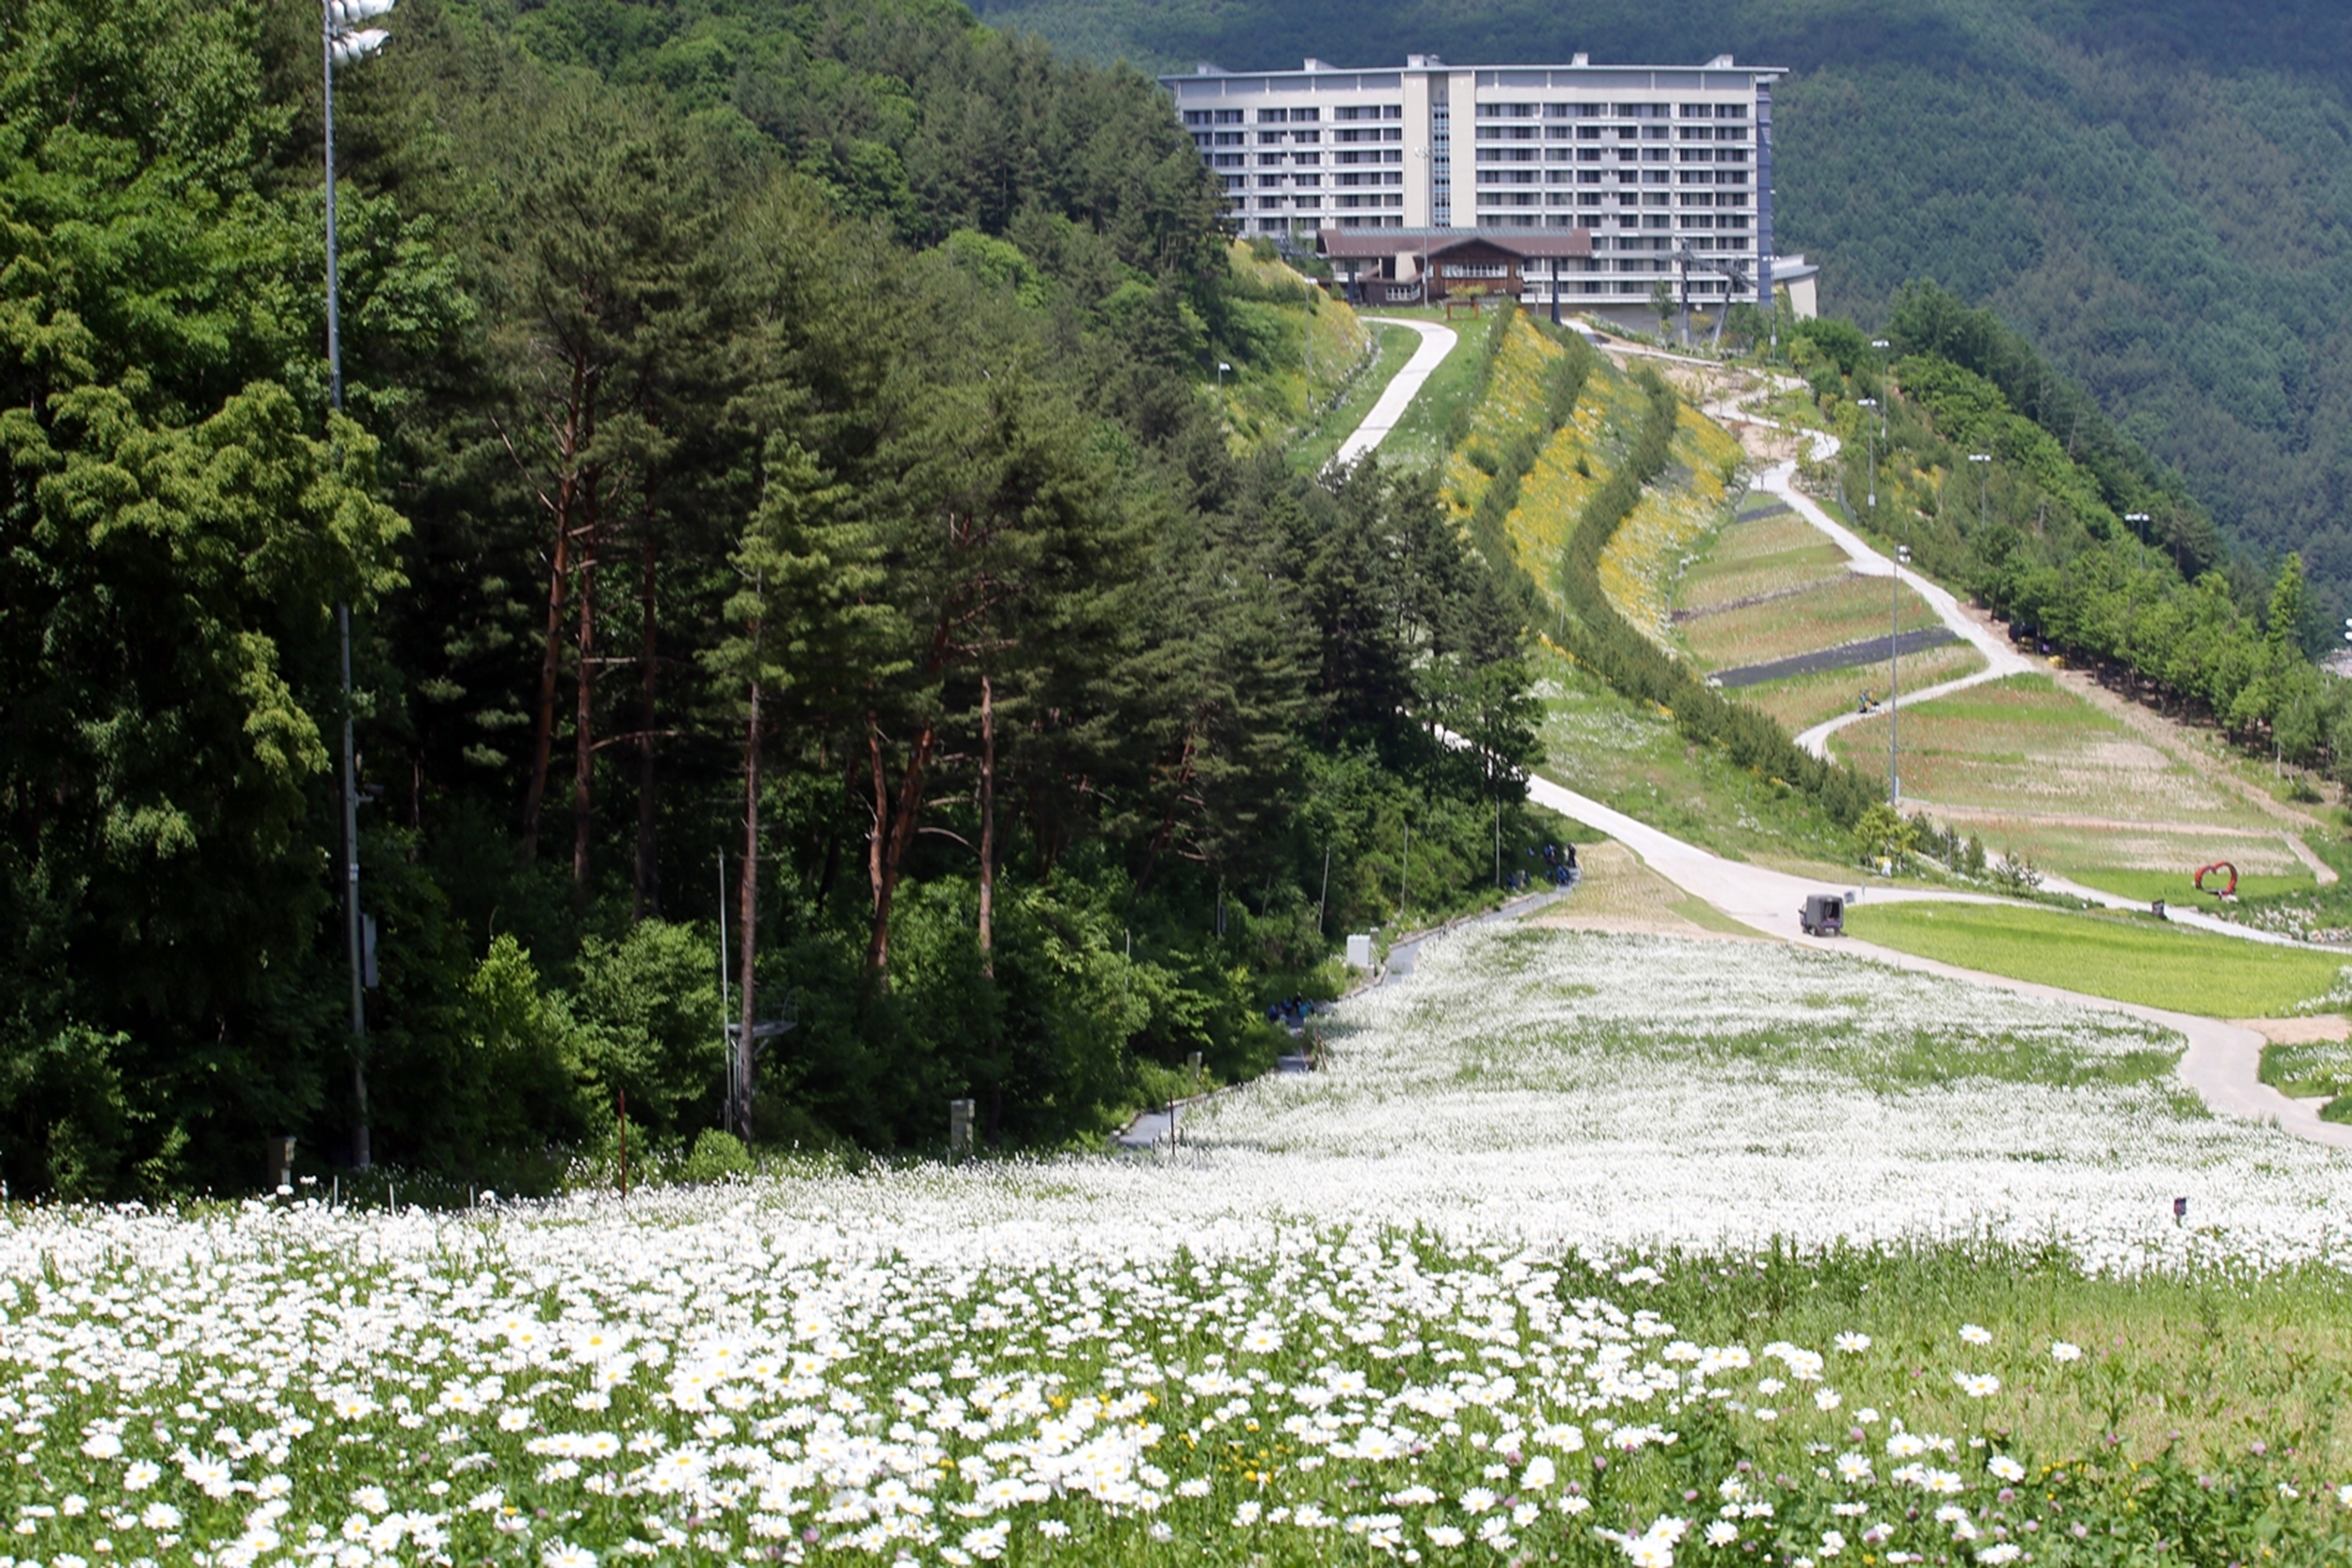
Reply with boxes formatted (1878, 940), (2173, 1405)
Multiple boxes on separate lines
(2065, 865), (2316, 905)
(1844, 900), (2352, 1017)
(1288, 323), (1420, 474)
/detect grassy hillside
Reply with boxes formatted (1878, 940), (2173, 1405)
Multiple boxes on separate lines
(971, 0), (2352, 616)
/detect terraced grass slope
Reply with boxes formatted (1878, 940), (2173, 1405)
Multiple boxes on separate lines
(1834, 673), (2320, 889)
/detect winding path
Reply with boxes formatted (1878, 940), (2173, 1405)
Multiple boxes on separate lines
(1518, 766), (2352, 1149)
(1311, 330), (2352, 1152)
(1328, 318), (1457, 470)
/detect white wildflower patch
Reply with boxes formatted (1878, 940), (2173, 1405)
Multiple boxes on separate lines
(0, 926), (2344, 1561)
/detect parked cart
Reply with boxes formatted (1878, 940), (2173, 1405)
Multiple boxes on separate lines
(1799, 894), (1844, 936)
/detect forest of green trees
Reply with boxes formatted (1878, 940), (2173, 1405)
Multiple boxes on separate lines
(974, 0), (2352, 628)
(1789, 289), (2348, 768)
(0, 0), (1551, 1196)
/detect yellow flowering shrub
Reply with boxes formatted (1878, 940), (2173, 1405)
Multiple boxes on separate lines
(1597, 404), (1744, 648)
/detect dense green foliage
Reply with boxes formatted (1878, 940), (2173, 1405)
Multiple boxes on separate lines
(1791, 295), (2352, 769)
(0, 0), (1553, 1195)
(974, 0), (2352, 619)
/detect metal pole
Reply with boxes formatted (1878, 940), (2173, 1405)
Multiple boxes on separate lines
(1317, 845), (1331, 934)
(717, 849), (732, 1135)
(324, 16), (371, 1165)
(1890, 546), (1908, 805)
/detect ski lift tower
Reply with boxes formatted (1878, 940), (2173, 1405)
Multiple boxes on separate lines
(1674, 245), (1756, 352)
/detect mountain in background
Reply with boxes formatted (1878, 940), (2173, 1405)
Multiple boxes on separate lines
(970, 0), (2352, 618)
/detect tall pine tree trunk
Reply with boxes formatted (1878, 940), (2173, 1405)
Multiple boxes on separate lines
(865, 715), (935, 982)
(734, 667), (760, 1142)
(977, 673), (995, 980)
(632, 531), (661, 920)
(570, 532), (598, 901)
(520, 483), (573, 864)
(518, 358), (593, 866)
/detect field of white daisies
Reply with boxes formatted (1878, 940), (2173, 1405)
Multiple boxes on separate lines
(9, 926), (2352, 1568)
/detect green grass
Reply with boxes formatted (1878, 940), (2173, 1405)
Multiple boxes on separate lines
(1533, 644), (1861, 879)
(1372, 319), (1477, 471)
(1843, 900), (2352, 1017)
(1288, 323), (1421, 474)
(2259, 1036), (2352, 1109)
(2066, 865), (2317, 905)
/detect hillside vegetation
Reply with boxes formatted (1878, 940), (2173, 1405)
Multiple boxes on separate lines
(0, 0), (1554, 1196)
(973, 0), (2352, 622)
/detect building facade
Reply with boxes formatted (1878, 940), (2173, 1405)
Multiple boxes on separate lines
(1161, 54), (1783, 319)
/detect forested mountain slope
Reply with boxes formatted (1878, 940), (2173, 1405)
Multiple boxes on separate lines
(0, 0), (1554, 1195)
(971, 0), (2352, 620)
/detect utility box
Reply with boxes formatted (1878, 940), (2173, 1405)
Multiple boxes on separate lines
(1345, 933), (1374, 969)
(948, 1099), (975, 1157)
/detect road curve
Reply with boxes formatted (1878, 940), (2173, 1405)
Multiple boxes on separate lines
(1756, 457), (2039, 761)
(1328, 318), (1457, 471)
(1518, 766), (2352, 1148)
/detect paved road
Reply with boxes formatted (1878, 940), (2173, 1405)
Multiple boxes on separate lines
(1329, 338), (2345, 1151)
(1713, 626), (1961, 689)
(1518, 766), (2352, 1148)
(1328, 319), (1457, 470)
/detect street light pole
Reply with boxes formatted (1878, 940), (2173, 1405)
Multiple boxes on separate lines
(323, 0), (395, 1169)
(2125, 511), (2151, 574)
(1855, 396), (1879, 514)
(1890, 544), (1909, 805)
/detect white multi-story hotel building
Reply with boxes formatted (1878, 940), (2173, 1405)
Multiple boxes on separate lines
(1161, 53), (1785, 322)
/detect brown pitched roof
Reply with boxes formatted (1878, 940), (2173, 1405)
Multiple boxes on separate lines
(1318, 228), (1592, 260)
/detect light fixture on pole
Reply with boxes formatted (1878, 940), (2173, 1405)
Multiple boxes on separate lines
(323, 0), (394, 1170)
(1968, 452), (1992, 536)
(1216, 360), (1232, 388)
(1890, 544), (1910, 804)
(2125, 511), (2151, 573)
(1854, 396), (1879, 512)
(1867, 338), (1891, 510)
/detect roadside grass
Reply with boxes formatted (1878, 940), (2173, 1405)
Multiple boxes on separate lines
(2259, 1035), (2352, 1096)
(1211, 248), (1375, 452)
(1533, 643), (1861, 875)
(1289, 322), (1421, 473)
(1841, 900), (2352, 1017)
(1831, 674), (2275, 831)
(1735, 641), (1986, 734)
(2066, 865), (2317, 905)
(1373, 319), (1480, 471)
(1679, 573), (1945, 672)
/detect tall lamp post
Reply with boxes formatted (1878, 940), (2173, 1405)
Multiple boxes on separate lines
(1890, 544), (1910, 804)
(324, 0), (394, 1169)
(2125, 511), (2151, 574)
(1968, 452), (1992, 536)
(1854, 396), (1879, 514)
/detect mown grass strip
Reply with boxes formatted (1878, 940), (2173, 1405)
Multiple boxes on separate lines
(1843, 900), (2351, 1017)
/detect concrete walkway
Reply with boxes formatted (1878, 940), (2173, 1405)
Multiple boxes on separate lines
(1328, 318), (1458, 470)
